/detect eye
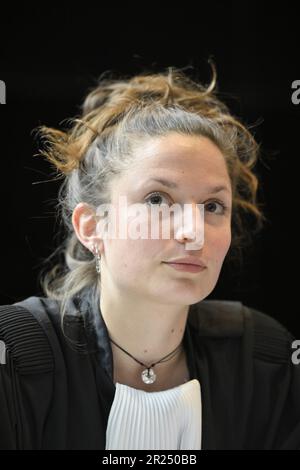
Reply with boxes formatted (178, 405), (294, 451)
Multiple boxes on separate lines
(145, 191), (171, 207)
(205, 200), (228, 215)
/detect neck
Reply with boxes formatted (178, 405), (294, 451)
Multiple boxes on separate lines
(99, 287), (190, 389)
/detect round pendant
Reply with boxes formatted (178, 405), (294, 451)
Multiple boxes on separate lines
(141, 367), (156, 384)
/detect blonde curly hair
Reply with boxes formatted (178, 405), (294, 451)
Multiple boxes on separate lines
(34, 63), (266, 322)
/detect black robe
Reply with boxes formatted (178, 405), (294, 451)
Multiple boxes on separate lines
(0, 290), (300, 450)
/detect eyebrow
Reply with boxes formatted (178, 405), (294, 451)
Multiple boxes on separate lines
(146, 177), (231, 194)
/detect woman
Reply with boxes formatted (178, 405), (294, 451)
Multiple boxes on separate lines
(0, 65), (299, 450)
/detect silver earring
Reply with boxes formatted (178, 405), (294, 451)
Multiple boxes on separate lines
(93, 244), (101, 274)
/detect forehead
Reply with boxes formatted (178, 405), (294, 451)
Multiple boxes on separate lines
(125, 133), (231, 186)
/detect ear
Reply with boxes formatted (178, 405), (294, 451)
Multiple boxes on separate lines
(72, 202), (104, 255)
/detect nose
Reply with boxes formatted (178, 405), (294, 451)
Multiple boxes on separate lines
(174, 203), (204, 250)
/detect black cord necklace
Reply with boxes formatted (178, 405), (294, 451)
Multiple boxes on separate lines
(109, 336), (183, 384)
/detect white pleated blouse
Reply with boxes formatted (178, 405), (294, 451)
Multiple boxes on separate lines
(105, 378), (202, 450)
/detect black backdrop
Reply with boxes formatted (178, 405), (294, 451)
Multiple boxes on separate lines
(0, 3), (299, 336)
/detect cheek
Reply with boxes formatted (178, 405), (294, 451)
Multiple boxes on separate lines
(209, 227), (232, 264)
(103, 237), (161, 275)
(100, 199), (167, 283)
(105, 208), (164, 264)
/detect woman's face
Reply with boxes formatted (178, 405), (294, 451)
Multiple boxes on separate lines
(98, 132), (232, 306)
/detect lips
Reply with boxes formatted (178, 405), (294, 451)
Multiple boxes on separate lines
(163, 257), (207, 268)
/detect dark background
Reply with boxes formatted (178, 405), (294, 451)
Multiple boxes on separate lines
(0, 4), (299, 335)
